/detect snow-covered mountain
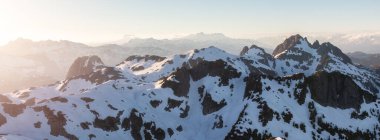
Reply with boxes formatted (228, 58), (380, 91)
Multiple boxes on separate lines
(0, 33), (267, 93)
(256, 32), (380, 53)
(0, 34), (379, 139)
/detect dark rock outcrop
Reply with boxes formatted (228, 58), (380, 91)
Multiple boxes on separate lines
(33, 106), (78, 140)
(161, 58), (241, 97)
(188, 58), (241, 86)
(81, 97), (95, 103)
(60, 67), (123, 91)
(225, 105), (273, 140)
(50, 96), (68, 103)
(258, 102), (274, 126)
(121, 109), (144, 140)
(243, 74), (263, 99)
(161, 67), (190, 97)
(201, 93), (227, 115)
(240, 46), (250, 56)
(2, 103), (26, 117)
(150, 100), (162, 108)
(0, 95), (11, 103)
(164, 98), (183, 112)
(306, 71), (376, 110)
(0, 113), (6, 127)
(93, 111), (123, 132)
(66, 55), (104, 79)
(34, 121), (41, 128)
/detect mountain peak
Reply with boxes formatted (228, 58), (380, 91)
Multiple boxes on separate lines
(272, 34), (307, 56)
(66, 55), (104, 79)
(312, 40), (320, 47)
(317, 42), (353, 64)
(239, 44), (265, 56)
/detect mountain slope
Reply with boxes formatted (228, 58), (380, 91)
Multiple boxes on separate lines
(0, 35), (379, 140)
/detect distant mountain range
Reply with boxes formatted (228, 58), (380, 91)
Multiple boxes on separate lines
(0, 34), (379, 139)
(0, 33), (266, 93)
(122, 32), (271, 55)
(323, 32), (380, 53)
(347, 51), (380, 68)
(1, 32), (379, 94)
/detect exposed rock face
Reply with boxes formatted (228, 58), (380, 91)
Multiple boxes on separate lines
(201, 93), (227, 115)
(2, 103), (26, 117)
(239, 46), (250, 56)
(66, 55), (104, 79)
(188, 58), (241, 86)
(33, 105), (78, 140)
(77, 67), (122, 84)
(272, 34), (304, 56)
(59, 66), (123, 91)
(161, 67), (190, 97)
(50, 96), (68, 103)
(161, 57), (241, 98)
(307, 71), (376, 110)
(0, 113), (6, 126)
(0, 95), (11, 103)
(93, 111), (123, 132)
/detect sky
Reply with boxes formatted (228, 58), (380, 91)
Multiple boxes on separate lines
(0, 0), (379, 45)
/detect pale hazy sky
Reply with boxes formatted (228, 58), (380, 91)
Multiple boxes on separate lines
(0, 0), (379, 45)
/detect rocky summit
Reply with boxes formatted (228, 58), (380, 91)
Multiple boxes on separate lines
(0, 35), (380, 140)
(65, 55), (105, 79)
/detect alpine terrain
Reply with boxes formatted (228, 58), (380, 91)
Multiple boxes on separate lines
(0, 33), (264, 93)
(0, 35), (380, 140)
